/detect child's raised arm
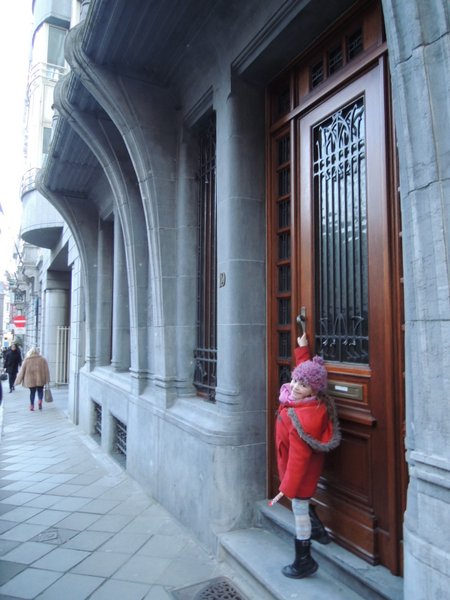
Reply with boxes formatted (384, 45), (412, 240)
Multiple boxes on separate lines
(297, 333), (308, 347)
(295, 333), (310, 365)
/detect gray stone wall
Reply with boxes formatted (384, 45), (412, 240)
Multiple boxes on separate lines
(71, 67), (268, 551)
(383, 0), (450, 597)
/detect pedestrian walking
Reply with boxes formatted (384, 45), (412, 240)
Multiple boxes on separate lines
(3, 343), (22, 393)
(15, 347), (50, 411)
(275, 329), (341, 579)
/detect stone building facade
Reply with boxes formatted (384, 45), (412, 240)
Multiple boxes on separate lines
(20, 0), (450, 598)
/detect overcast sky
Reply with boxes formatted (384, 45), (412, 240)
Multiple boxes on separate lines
(0, 2), (33, 277)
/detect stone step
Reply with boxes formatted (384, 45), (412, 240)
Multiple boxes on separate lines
(255, 500), (403, 600)
(220, 527), (366, 600)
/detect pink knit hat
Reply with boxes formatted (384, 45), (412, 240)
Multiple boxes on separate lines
(292, 356), (328, 393)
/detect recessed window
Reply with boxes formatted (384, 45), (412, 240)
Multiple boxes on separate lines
(278, 135), (290, 165)
(278, 232), (290, 261)
(193, 113), (217, 401)
(328, 45), (343, 75)
(310, 61), (324, 89)
(347, 28), (363, 61)
(278, 298), (291, 326)
(278, 199), (290, 229)
(42, 126), (52, 162)
(48, 25), (66, 67)
(307, 25), (364, 92)
(278, 168), (290, 197)
(278, 331), (291, 359)
(277, 87), (291, 117)
(278, 264), (290, 293)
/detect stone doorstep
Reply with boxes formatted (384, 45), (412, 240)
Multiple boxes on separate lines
(218, 501), (404, 600)
(220, 527), (365, 600)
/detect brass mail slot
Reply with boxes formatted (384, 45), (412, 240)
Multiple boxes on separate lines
(328, 380), (363, 401)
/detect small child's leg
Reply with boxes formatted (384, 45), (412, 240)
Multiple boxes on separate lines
(282, 497), (318, 578)
(292, 498), (311, 540)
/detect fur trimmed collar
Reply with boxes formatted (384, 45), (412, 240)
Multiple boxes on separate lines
(286, 395), (341, 453)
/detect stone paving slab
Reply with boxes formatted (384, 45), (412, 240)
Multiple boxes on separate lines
(0, 385), (255, 600)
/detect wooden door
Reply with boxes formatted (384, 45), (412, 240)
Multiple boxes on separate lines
(267, 4), (405, 575)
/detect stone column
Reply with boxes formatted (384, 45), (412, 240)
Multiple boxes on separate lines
(42, 288), (69, 384)
(111, 215), (130, 371)
(95, 220), (113, 367)
(67, 258), (83, 424)
(382, 0), (450, 596)
(215, 79), (266, 417)
(174, 131), (198, 394)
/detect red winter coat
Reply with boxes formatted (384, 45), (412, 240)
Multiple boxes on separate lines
(275, 346), (340, 499)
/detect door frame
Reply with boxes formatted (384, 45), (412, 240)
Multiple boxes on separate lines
(266, 2), (405, 574)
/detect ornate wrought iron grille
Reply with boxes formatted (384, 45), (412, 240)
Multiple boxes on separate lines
(193, 114), (217, 401)
(313, 98), (369, 363)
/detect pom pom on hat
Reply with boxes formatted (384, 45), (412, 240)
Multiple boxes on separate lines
(291, 355), (328, 393)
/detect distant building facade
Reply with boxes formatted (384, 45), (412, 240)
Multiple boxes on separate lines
(0, 282), (5, 347)
(19, 0), (77, 382)
(19, 1), (450, 598)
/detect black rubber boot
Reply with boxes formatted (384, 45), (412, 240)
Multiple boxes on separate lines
(282, 538), (318, 578)
(309, 504), (331, 544)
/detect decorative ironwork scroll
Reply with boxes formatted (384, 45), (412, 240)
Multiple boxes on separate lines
(313, 98), (369, 363)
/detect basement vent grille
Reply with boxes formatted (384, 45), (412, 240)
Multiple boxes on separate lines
(173, 577), (248, 600)
(113, 416), (127, 466)
(93, 402), (102, 444)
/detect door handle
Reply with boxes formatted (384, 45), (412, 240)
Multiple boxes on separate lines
(296, 307), (306, 335)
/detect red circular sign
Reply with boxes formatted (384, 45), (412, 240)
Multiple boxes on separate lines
(12, 316), (26, 327)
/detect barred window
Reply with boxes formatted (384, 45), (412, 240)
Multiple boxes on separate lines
(193, 114), (217, 401)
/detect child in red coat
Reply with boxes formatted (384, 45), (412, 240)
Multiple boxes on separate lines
(275, 333), (341, 578)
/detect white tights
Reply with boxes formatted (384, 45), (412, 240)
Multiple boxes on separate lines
(292, 498), (311, 540)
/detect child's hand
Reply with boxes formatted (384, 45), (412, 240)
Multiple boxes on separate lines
(298, 333), (308, 347)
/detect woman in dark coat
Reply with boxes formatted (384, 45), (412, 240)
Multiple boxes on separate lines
(4, 343), (22, 393)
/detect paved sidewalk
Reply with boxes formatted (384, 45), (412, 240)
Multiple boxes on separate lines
(0, 385), (252, 600)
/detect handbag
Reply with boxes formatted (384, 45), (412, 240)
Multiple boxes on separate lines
(45, 386), (53, 403)
(0, 370), (7, 381)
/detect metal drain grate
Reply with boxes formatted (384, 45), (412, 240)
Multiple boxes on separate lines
(34, 528), (77, 545)
(37, 528), (59, 542)
(173, 577), (248, 600)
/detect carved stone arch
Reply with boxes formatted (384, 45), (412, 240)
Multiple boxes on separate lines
(35, 177), (99, 368)
(53, 74), (149, 376)
(65, 25), (180, 385)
